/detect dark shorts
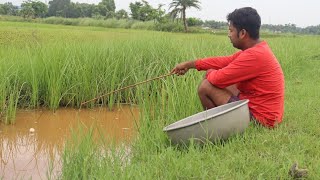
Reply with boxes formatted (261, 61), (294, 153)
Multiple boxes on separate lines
(227, 95), (241, 104)
(228, 95), (256, 121)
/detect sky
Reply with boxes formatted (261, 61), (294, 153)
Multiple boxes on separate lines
(3, 0), (319, 27)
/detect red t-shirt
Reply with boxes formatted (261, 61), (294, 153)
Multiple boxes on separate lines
(195, 41), (284, 128)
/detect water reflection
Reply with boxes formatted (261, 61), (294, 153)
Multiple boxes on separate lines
(0, 105), (139, 179)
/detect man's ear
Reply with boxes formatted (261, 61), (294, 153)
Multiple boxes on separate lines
(239, 29), (247, 39)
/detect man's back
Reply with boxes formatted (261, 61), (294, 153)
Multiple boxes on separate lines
(237, 41), (284, 127)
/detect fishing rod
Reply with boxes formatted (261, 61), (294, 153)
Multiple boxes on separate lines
(80, 72), (174, 107)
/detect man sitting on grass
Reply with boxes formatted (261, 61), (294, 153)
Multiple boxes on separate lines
(171, 7), (285, 128)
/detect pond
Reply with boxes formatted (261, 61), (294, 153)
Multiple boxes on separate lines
(0, 105), (139, 179)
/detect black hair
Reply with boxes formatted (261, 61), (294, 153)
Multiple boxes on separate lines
(227, 7), (261, 39)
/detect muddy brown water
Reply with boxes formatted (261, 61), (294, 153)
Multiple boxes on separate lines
(0, 105), (139, 179)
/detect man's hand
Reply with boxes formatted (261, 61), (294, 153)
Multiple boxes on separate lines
(171, 61), (196, 76)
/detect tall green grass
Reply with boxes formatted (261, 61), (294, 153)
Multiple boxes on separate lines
(1, 21), (320, 179)
(0, 21), (222, 122)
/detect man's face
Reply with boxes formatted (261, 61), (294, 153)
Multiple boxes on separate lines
(228, 23), (242, 49)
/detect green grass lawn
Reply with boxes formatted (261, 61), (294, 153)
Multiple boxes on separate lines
(1, 21), (320, 179)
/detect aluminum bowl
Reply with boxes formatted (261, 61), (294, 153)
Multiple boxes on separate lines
(163, 99), (250, 145)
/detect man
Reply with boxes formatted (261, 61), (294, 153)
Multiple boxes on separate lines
(171, 7), (284, 128)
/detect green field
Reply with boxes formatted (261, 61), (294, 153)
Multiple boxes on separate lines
(1, 21), (320, 179)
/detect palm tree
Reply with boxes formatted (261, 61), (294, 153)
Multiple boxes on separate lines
(169, 0), (201, 32)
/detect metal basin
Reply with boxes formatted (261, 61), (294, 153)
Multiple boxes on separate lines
(163, 99), (250, 145)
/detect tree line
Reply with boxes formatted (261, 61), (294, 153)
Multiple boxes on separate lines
(0, 0), (204, 32)
(0, 0), (319, 34)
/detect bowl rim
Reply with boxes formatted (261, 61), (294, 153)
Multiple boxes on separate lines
(163, 99), (249, 132)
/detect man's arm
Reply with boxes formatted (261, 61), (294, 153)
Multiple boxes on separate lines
(171, 61), (196, 75)
(195, 51), (242, 71)
(171, 51), (241, 76)
(206, 51), (260, 88)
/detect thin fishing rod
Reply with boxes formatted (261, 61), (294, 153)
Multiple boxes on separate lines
(80, 72), (173, 107)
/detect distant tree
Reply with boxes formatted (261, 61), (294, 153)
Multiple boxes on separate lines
(129, 1), (143, 20)
(104, 0), (115, 13)
(261, 23), (305, 34)
(186, 17), (203, 26)
(154, 4), (166, 23)
(0, 2), (19, 15)
(91, 5), (101, 18)
(67, 2), (80, 18)
(139, 1), (156, 21)
(48, 0), (71, 17)
(98, 0), (116, 18)
(65, 2), (95, 18)
(168, 7), (182, 23)
(115, 9), (128, 19)
(303, 25), (320, 34)
(21, 0), (48, 18)
(204, 20), (228, 29)
(74, 3), (95, 18)
(169, 0), (201, 32)
(129, 0), (157, 21)
(20, 2), (35, 18)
